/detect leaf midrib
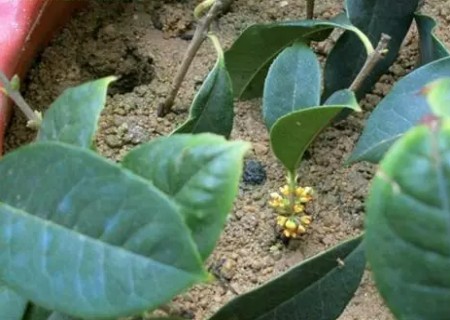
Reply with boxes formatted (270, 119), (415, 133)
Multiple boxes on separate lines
(171, 145), (235, 201)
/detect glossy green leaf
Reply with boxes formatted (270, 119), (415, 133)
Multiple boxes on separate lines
(209, 235), (365, 320)
(0, 142), (206, 319)
(225, 15), (372, 99)
(366, 120), (450, 319)
(415, 14), (449, 66)
(122, 134), (249, 260)
(423, 78), (450, 118)
(271, 103), (360, 174)
(323, 0), (419, 100)
(348, 57), (450, 164)
(262, 41), (321, 129)
(36, 77), (115, 148)
(324, 89), (358, 106)
(324, 89), (359, 121)
(174, 40), (234, 138)
(18, 78), (114, 319)
(0, 283), (27, 320)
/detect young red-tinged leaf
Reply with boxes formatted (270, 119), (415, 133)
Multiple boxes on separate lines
(349, 57), (450, 164)
(422, 78), (450, 119)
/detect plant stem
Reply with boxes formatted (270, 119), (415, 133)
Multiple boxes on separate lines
(349, 33), (391, 93)
(194, 0), (215, 18)
(306, 0), (315, 19)
(287, 171), (297, 213)
(0, 71), (41, 129)
(157, 0), (232, 117)
(208, 33), (224, 60)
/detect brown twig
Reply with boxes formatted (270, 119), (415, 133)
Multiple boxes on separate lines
(306, 0), (315, 19)
(157, 0), (231, 117)
(0, 71), (41, 129)
(349, 33), (391, 93)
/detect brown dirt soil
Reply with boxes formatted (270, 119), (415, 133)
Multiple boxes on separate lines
(4, 0), (449, 319)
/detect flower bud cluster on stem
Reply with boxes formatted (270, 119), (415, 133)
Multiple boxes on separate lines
(269, 174), (314, 239)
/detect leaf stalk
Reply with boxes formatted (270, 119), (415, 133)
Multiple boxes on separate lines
(0, 70), (41, 129)
(208, 33), (224, 60)
(287, 171), (297, 213)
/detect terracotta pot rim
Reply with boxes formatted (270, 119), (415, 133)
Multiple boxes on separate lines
(0, 0), (86, 155)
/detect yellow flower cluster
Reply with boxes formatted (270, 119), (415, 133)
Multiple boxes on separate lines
(269, 185), (314, 238)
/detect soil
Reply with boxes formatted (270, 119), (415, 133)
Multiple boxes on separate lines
(3, 0), (449, 319)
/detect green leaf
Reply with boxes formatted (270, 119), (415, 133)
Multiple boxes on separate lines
(423, 78), (450, 118)
(20, 78), (115, 320)
(225, 15), (373, 100)
(270, 103), (361, 174)
(174, 38), (234, 138)
(122, 134), (249, 260)
(36, 77), (115, 148)
(324, 89), (359, 121)
(0, 283), (27, 320)
(262, 41), (321, 129)
(324, 89), (358, 106)
(323, 0), (419, 100)
(348, 57), (450, 164)
(209, 236), (365, 320)
(0, 142), (206, 319)
(365, 120), (450, 319)
(415, 14), (449, 66)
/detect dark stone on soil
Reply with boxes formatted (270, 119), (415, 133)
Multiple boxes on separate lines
(242, 159), (266, 185)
